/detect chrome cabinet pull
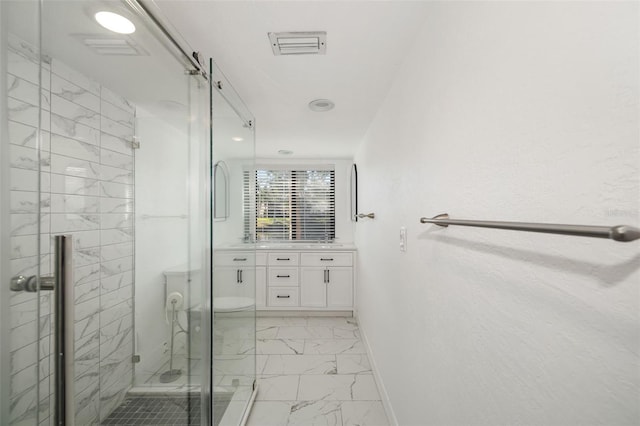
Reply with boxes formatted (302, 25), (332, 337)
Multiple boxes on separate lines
(276, 257), (290, 261)
(327, 269), (330, 283)
(320, 258), (334, 261)
(276, 274), (290, 278)
(233, 257), (247, 261)
(277, 295), (290, 299)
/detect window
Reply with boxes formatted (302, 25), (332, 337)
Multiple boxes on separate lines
(244, 166), (336, 241)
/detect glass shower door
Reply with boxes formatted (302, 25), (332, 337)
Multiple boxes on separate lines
(2, 1), (54, 424)
(2, 0), (213, 424)
(211, 61), (257, 426)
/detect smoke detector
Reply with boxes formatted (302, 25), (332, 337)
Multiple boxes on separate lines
(268, 31), (326, 56)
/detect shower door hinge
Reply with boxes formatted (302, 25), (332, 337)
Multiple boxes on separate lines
(132, 354), (141, 363)
(130, 137), (140, 149)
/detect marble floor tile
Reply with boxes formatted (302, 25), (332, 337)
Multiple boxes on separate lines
(276, 326), (334, 339)
(261, 354), (337, 375)
(247, 401), (293, 426)
(341, 401), (389, 426)
(304, 339), (366, 355)
(307, 316), (357, 328)
(288, 400), (342, 426)
(256, 375), (299, 401)
(257, 325), (279, 339)
(337, 354), (372, 374)
(214, 355), (256, 376)
(219, 400), (250, 426)
(256, 354), (269, 375)
(246, 317), (389, 425)
(333, 327), (361, 339)
(258, 339), (305, 355)
(298, 374), (381, 401)
(257, 317), (308, 327)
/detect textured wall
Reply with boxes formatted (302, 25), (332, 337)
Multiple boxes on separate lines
(8, 34), (135, 424)
(354, 2), (639, 425)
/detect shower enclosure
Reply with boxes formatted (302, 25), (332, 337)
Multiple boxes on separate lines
(0, 0), (256, 424)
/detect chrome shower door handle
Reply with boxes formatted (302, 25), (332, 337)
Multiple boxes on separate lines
(54, 235), (75, 426)
(10, 274), (55, 292)
(10, 236), (74, 424)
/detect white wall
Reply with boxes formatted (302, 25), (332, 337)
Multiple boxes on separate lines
(354, 2), (639, 425)
(134, 110), (190, 381)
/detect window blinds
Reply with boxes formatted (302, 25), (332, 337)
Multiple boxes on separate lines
(244, 167), (336, 241)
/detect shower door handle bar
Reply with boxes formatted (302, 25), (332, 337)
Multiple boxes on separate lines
(54, 235), (74, 426)
(419, 213), (640, 242)
(10, 274), (55, 292)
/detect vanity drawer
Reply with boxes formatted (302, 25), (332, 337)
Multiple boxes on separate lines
(268, 267), (299, 286)
(268, 287), (299, 307)
(267, 252), (299, 266)
(215, 251), (254, 266)
(301, 252), (353, 267)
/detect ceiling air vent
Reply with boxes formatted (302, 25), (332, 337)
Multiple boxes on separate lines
(268, 31), (326, 56)
(73, 34), (148, 56)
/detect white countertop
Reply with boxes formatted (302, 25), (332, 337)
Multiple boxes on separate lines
(215, 242), (356, 251)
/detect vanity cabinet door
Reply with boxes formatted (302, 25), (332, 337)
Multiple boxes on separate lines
(326, 267), (353, 308)
(300, 267), (327, 307)
(213, 266), (255, 299)
(256, 266), (267, 308)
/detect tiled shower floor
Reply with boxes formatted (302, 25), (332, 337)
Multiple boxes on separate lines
(102, 393), (232, 426)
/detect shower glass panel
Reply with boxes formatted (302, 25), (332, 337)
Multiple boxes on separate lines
(1, 1), (49, 424)
(1, 0), (212, 424)
(211, 61), (257, 426)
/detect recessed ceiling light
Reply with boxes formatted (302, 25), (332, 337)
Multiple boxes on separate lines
(95, 11), (136, 34)
(278, 150), (293, 155)
(309, 99), (334, 112)
(231, 136), (244, 142)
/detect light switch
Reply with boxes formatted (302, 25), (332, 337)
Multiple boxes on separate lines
(400, 227), (407, 252)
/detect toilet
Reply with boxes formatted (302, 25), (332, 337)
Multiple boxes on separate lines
(163, 266), (255, 360)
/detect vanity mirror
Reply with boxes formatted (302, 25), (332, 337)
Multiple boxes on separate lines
(214, 160), (229, 220)
(351, 163), (358, 222)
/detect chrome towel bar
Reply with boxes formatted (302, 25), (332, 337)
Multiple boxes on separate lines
(420, 213), (640, 243)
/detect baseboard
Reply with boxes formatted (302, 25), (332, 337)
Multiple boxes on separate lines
(256, 310), (353, 317)
(357, 316), (399, 426)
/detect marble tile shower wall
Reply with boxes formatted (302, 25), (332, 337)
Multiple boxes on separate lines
(8, 35), (135, 425)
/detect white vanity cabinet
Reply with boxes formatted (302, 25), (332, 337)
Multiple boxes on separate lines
(213, 252), (256, 300)
(256, 253), (267, 308)
(214, 247), (355, 312)
(300, 253), (353, 308)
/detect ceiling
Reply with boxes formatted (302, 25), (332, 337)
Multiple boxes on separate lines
(154, 1), (431, 158)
